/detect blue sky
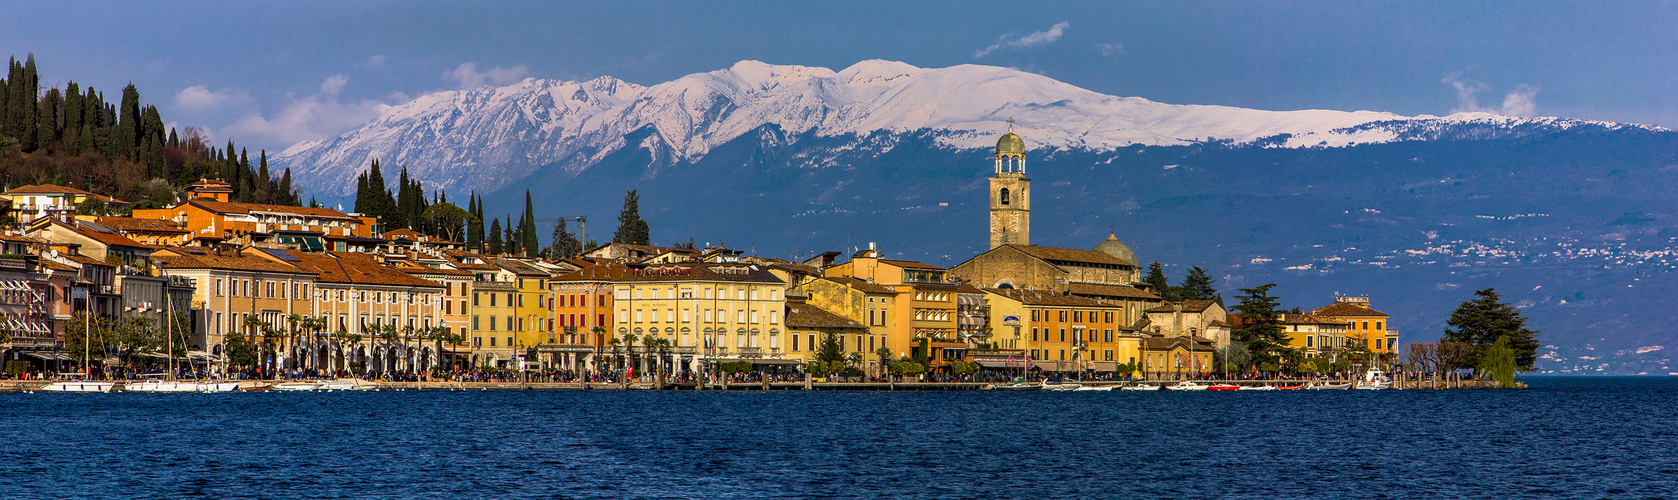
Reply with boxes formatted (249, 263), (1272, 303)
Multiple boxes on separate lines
(3, 1), (1673, 153)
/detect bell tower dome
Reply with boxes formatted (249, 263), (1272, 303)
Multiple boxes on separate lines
(989, 126), (1030, 249)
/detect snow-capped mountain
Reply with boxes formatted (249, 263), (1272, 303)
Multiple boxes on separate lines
(276, 59), (1661, 197)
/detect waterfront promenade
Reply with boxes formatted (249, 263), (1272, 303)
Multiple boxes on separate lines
(0, 377), (1513, 391)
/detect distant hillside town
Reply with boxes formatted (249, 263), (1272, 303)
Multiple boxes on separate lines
(0, 129), (1400, 380)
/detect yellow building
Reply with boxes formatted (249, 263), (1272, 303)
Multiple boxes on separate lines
(396, 264), (476, 368)
(1139, 337), (1215, 379)
(260, 250), (446, 374)
(1309, 295), (1397, 355)
(782, 299), (870, 369)
(790, 275), (897, 374)
(494, 258), (554, 365)
(613, 262), (791, 375)
(822, 246), (957, 362)
(152, 247), (317, 371)
(1279, 313), (1353, 358)
(984, 288), (1141, 375)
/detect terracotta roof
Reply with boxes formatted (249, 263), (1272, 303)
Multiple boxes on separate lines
(1310, 302), (1389, 318)
(63, 254), (111, 267)
(3, 184), (98, 196)
(155, 250), (313, 274)
(1067, 283), (1161, 300)
(396, 265), (474, 277)
(955, 283), (987, 295)
(985, 288), (1115, 307)
(823, 276), (896, 295)
(94, 216), (188, 234)
(1003, 244), (1135, 267)
(187, 200), (358, 221)
(441, 250), (502, 270)
(1145, 299), (1220, 313)
(76, 228), (149, 249)
(879, 259), (944, 270)
(495, 258), (553, 277)
(785, 303), (866, 329)
(0, 234), (46, 244)
(282, 250), (443, 288)
(381, 228), (427, 240)
(1281, 313), (1349, 325)
(612, 262), (782, 284)
(552, 262), (636, 281)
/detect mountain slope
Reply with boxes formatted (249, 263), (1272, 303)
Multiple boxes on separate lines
(278, 60), (1660, 197)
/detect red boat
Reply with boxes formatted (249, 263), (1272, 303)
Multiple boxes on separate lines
(1207, 384), (1241, 391)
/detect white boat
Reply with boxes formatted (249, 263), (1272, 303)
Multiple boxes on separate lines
(1072, 385), (1115, 391)
(1166, 381), (1209, 391)
(1238, 385), (1277, 391)
(1042, 382), (1082, 391)
(125, 379), (202, 392)
(318, 379), (376, 391)
(272, 382), (325, 391)
(991, 380), (1043, 391)
(1306, 381), (1352, 390)
(196, 381), (240, 392)
(1356, 368), (1393, 390)
(41, 380), (116, 393)
(1120, 383), (1160, 391)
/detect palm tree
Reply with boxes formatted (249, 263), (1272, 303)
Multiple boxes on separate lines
(379, 323), (399, 374)
(285, 313), (305, 371)
(429, 325), (463, 376)
(644, 337), (673, 388)
(622, 333), (640, 379)
(606, 337), (621, 375)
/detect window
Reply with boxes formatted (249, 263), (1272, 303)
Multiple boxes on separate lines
(1031, 328), (1038, 341)
(682, 308), (691, 322)
(1059, 329), (1066, 342)
(1073, 311), (1082, 323)
(489, 316), (497, 331)
(1362, 321), (1369, 330)
(1376, 339), (1383, 350)
(1105, 312), (1114, 323)
(635, 310), (643, 323)
(490, 337), (496, 347)
(1059, 310), (1067, 322)
(704, 288), (713, 299)
(666, 308), (674, 322)
(792, 334), (799, 352)
(1307, 336), (1314, 347)
(999, 188), (1010, 205)
(1376, 321), (1383, 330)
(769, 310), (778, 324)
(1031, 310), (1039, 321)
(215, 279), (224, 296)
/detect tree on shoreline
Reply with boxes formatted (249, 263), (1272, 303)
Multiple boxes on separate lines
(1231, 283), (1286, 367)
(1442, 288), (1541, 370)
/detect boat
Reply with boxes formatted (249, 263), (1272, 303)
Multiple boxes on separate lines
(125, 378), (202, 392)
(1072, 385), (1115, 391)
(318, 379), (376, 391)
(1276, 385), (1304, 390)
(273, 382), (325, 391)
(1042, 382), (1082, 391)
(991, 380), (1043, 391)
(1207, 384), (1241, 391)
(1356, 368), (1393, 390)
(1165, 381), (1208, 391)
(196, 381), (239, 392)
(1306, 381), (1352, 390)
(1120, 383), (1160, 391)
(41, 379), (116, 393)
(1238, 385), (1277, 391)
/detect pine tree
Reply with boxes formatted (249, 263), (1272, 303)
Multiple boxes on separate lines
(1231, 283), (1286, 367)
(1443, 288), (1542, 370)
(1142, 262), (1169, 294)
(548, 218), (581, 259)
(1179, 266), (1218, 301)
(486, 217), (504, 254)
(613, 189), (650, 245)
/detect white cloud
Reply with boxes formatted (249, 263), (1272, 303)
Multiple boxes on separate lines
(445, 62), (531, 89)
(363, 54), (387, 67)
(1095, 42), (1126, 58)
(1443, 73), (1540, 117)
(975, 21), (1070, 59)
(172, 85), (246, 110)
(219, 74), (395, 151)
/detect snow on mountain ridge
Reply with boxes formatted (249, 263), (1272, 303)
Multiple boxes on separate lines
(276, 59), (1659, 197)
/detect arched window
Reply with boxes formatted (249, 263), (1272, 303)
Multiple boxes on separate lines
(999, 188), (1010, 205)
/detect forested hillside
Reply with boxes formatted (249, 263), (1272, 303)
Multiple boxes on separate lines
(0, 54), (305, 216)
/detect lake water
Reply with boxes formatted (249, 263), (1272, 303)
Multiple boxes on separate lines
(2, 377), (1673, 499)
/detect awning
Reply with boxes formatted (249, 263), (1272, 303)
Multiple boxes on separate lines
(1034, 360), (1079, 372)
(1089, 361), (1120, 372)
(706, 357), (803, 365)
(973, 357), (1027, 369)
(19, 351), (72, 361)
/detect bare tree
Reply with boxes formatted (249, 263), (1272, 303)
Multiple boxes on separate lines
(1438, 341), (1474, 388)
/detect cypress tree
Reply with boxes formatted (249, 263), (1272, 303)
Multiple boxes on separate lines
(613, 189), (649, 245)
(0, 59), (9, 138)
(116, 83), (139, 161)
(466, 193), (483, 251)
(256, 150), (272, 203)
(278, 167), (294, 205)
(521, 191), (538, 257)
(486, 217), (504, 254)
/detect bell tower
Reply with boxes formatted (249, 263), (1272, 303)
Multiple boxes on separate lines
(989, 126), (1030, 249)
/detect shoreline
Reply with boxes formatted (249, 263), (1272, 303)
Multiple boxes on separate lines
(0, 378), (1517, 392)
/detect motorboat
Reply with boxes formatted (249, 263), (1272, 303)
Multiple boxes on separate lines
(1042, 382), (1082, 391)
(1120, 383), (1160, 391)
(273, 382), (325, 392)
(196, 381), (239, 392)
(125, 379), (202, 392)
(318, 379), (376, 391)
(1356, 368), (1393, 390)
(1275, 385), (1305, 390)
(1306, 381), (1352, 390)
(1207, 384), (1241, 391)
(990, 380), (1043, 391)
(1238, 385), (1277, 391)
(1072, 385), (1115, 391)
(41, 379), (116, 393)
(1165, 381), (1209, 391)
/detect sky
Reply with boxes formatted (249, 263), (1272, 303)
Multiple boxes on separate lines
(2, 0), (1674, 154)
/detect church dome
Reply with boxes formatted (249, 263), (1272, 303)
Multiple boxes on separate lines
(1095, 233), (1138, 266)
(996, 132), (1025, 157)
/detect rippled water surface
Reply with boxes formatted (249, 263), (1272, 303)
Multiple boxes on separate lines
(3, 377), (1675, 499)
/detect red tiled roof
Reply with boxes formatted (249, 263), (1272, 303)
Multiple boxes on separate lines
(188, 200), (357, 220)
(283, 250), (443, 288)
(1310, 302), (1389, 318)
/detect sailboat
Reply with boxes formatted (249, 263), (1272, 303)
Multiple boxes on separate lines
(124, 291), (236, 392)
(43, 309), (114, 393)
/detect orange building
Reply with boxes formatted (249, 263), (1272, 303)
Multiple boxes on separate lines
(131, 179), (374, 249)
